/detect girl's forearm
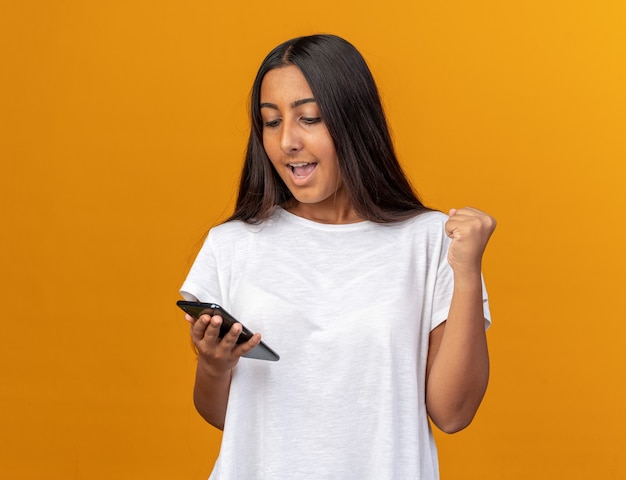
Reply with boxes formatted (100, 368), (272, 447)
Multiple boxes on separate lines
(193, 361), (232, 431)
(426, 271), (490, 433)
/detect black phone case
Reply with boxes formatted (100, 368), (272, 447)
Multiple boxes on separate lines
(176, 301), (280, 361)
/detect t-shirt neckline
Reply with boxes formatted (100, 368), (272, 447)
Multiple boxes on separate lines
(275, 207), (374, 232)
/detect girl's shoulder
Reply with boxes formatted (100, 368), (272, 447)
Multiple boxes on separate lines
(207, 219), (261, 246)
(392, 209), (448, 234)
(406, 209), (448, 225)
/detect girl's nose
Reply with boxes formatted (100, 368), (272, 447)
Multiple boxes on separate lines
(280, 122), (304, 154)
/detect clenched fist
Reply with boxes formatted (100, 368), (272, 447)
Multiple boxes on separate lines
(445, 207), (496, 274)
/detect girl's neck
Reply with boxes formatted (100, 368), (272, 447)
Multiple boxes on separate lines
(286, 200), (363, 225)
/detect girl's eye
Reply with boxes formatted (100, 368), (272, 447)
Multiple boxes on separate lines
(301, 117), (322, 125)
(264, 119), (281, 128)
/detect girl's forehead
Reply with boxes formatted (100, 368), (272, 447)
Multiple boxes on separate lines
(260, 66), (313, 100)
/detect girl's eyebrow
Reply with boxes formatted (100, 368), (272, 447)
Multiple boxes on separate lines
(260, 97), (316, 110)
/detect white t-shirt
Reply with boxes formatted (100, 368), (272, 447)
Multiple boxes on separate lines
(181, 208), (491, 480)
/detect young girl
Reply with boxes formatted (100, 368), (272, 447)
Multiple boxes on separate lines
(181, 34), (496, 479)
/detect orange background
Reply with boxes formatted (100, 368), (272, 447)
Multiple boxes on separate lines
(1, 1), (625, 478)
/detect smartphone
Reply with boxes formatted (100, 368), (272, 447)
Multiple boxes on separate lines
(176, 300), (279, 361)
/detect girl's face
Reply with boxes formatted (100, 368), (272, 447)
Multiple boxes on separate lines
(260, 65), (356, 223)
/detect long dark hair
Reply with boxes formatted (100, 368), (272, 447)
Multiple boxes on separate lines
(228, 34), (428, 224)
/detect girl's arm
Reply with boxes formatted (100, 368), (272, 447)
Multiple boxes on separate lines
(425, 207), (496, 433)
(190, 315), (262, 430)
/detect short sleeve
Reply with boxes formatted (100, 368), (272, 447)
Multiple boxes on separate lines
(180, 231), (223, 305)
(429, 224), (491, 332)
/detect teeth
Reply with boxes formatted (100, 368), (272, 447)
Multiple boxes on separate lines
(289, 162), (309, 167)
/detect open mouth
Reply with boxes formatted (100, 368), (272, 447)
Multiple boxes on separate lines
(289, 162), (317, 178)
